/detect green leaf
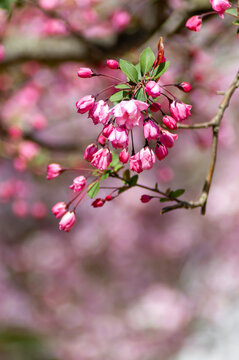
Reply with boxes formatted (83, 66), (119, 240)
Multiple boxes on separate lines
(119, 59), (139, 83)
(109, 91), (124, 103)
(226, 8), (238, 17)
(88, 181), (100, 199)
(135, 87), (146, 102)
(128, 175), (138, 187)
(118, 186), (128, 194)
(123, 169), (130, 182)
(135, 63), (142, 80)
(160, 198), (171, 203)
(101, 170), (111, 180)
(114, 84), (131, 90)
(153, 61), (170, 79)
(0, 0), (16, 11)
(232, 19), (239, 25)
(109, 152), (119, 168)
(169, 189), (185, 199)
(140, 47), (155, 75)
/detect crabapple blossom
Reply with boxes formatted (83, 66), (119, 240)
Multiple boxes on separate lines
(160, 131), (178, 148)
(130, 152), (143, 174)
(112, 10), (131, 31)
(76, 95), (95, 114)
(52, 202), (67, 219)
(110, 100), (149, 130)
(69, 176), (86, 192)
(106, 59), (119, 69)
(84, 143), (98, 161)
(155, 143), (168, 160)
(77, 67), (94, 78)
(59, 211), (76, 232)
(143, 120), (160, 140)
(177, 82), (192, 92)
(210, 0), (231, 18)
(108, 127), (129, 149)
(91, 148), (112, 170)
(102, 123), (114, 137)
(47, 163), (62, 180)
(150, 102), (162, 112)
(145, 81), (161, 98)
(119, 148), (129, 164)
(98, 134), (107, 145)
(0, 44), (5, 62)
(91, 198), (105, 207)
(89, 100), (109, 125)
(162, 116), (177, 130)
(186, 16), (202, 32)
(170, 101), (192, 121)
(139, 147), (156, 171)
(141, 195), (152, 203)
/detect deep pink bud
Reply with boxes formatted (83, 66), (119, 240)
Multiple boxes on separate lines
(145, 81), (161, 98)
(150, 102), (162, 112)
(155, 143), (168, 160)
(112, 10), (131, 31)
(77, 67), (94, 78)
(91, 148), (112, 170)
(52, 202), (67, 219)
(89, 100), (109, 125)
(102, 123), (114, 138)
(143, 120), (160, 140)
(160, 130), (178, 148)
(59, 211), (76, 232)
(92, 198), (105, 207)
(210, 0), (231, 18)
(119, 148), (129, 164)
(162, 116), (177, 130)
(46, 163), (62, 180)
(170, 101), (192, 121)
(108, 127), (128, 149)
(106, 59), (119, 69)
(140, 195), (152, 203)
(177, 82), (191, 92)
(84, 143), (98, 162)
(98, 134), (107, 146)
(105, 195), (113, 201)
(76, 95), (95, 114)
(69, 176), (86, 192)
(185, 16), (202, 32)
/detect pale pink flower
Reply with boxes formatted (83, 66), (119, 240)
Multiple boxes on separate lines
(46, 163), (62, 180)
(69, 176), (86, 192)
(31, 202), (47, 219)
(162, 116), (177, 130)
(210, 0), (231, 18)
(52, 202), (67, 219)
(91, 148), (112, 170)
(186, 16), (202, 32)
(110, 100), (149, 130)
(39, 0), (59, 10)
(119, 148), (129, 164)
(160, 130), (178, 148)
(155, 143), (168, 160)
(89, 100), (109, 125)
(170, 101), (192, 121)
(112, 10), (131, 31)
(143, 120), (160, 140)
(145, 81), (161, 97)
(19, 141), (39, 160)
(12, 199), (28, 218)
(102, 123), (114, 137)
(59, 211), (76, 232)
(77, 67), (94, 78)
(76, 95), (95, 114)
(130, 152), (143, 174)
(84, 143), (98, 161)
(108, 127), (128, 149)
(106, 59), (119, 69)
(139, 147), (156, 170)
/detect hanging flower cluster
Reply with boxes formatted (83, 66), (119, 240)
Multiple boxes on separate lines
(47, 39), (193, 232)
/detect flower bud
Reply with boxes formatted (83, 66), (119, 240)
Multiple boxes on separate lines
(145, 81), (161, 98)
(46, 163), (62, 180)
(105, 195), (113, 201)
(84, 143), (98, 162)
(106, 59), (119, 69)
(0, 45), (5, 62)
(210, 0), (231, 18)
(108, 127), (128, 149)
(89, 100), (109, 125)
(119, 148), (129, 164)
(59, 211), (76, 232)
(102, 124), (114, 138)
(185, 16), (202, 32)
(170, 101), (192, 122)
(177, 82), (191, 93)
(140, 195), (152, 203)
(69, 176), (86, 192)
(92, 198), (105, 207)
(143, 120), (160, 140)
(155, 143), (168, 160)
(162, 116), (177, 130)
(52, 202), (67, 219)
(150, 102), (162, 112)
(91, 148), (112, 170)
(77, 67), (94, 78)
(160, 130), (178, 148)
(98, 134), (107, 146)
(76, 95), (95, 114)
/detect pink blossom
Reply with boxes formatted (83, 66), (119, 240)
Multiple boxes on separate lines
(177, 82), (192, 92)
(162, 116), (177, 130)
(119, 148), (129, 164)
(89, 100), (109, 125)
(155, 143), (168, 160)
(141, 195), (152, 203)
(0, 44), (5, 62)
(59, 211), (76, 232)
(143, 120), (160, 140)
(110, 100), (149, 130)
(12, 199), (28, 218)
(76, 95), (95, 114)
(185, 16), (202, 32)
(31, 202), (47, 219)
(170, 101), (192, 121)
(69, 176), (86, 192)
(98, 134), (107, 145)
(139, 147), (156, 170)
(39, 0), (59, 10)
(46, 163), (62, 180)
(160, 130), (178, 148)
(106, 59), (119, 69)
(105, 195), (113, 201)
(92, 198), (105, 207)
(130, 153), (143, 174)
(145, 81), (161, 98)
(210, 0), (231, 18)
(112, 10), (131, 31)
(150, 102), (162, 112)
(52, 202), (67, 219)
(108, 127), (128, 149)
(91, 148), (112, 170)
(77, 67), (94, 78)
(84, 143), (98, 161)
(19, 141), (39, 160)
(102, 123), (114, 137)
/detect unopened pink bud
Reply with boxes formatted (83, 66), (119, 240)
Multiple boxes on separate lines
(185, 16), (202, 32)
(69, 176), (86, 192)
(102, 124), (114, 137)
(77, 67), (94, 78)
(52, 202), (67, 219)
(210, 0), (231, 18)
(112, 10), (131, 31)
(84, 143), (98, 162)
(0, 45), (5, 62)
(76, 95), (95, 114)
(162, 116), (177, 130)
(150, 102), (161, 112)
(155, 143), (168, 160)
(47, 163), (62, 180)
(140, 194), (152, 203)
(59, 211), (76, 232)
(145, 81), (161, 98)
(106, 59), (119, 69)
(92, 198), (105, 207)
(98, 134), (107, 146)
(143, 120), (160, 140)
(108, 127), (128, 149)
(170, 101), (192, 122)
(160, 130), (178, 148)
(119, 148), (129, 164)
(177, 82), (191, 92)
(105, 195), (113, 201)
